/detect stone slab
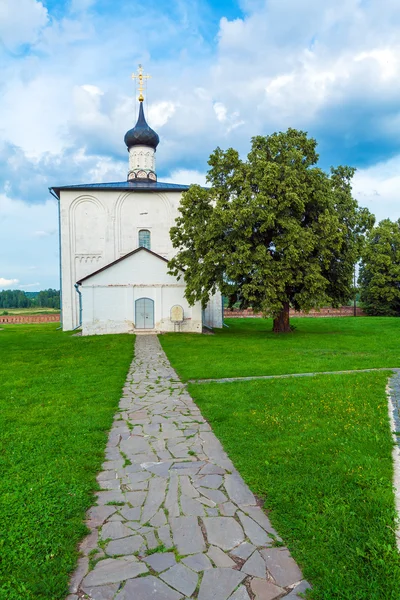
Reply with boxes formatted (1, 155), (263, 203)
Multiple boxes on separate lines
(119, 507), (141, 521)
(250, 578), (285, 600)
(241, 550), (266, 578)
(101, 522), (133, 541)
(224, 473), (256, 506)
(117, 575), (183, 600)
(182, 553), (213, 572)
(181, 494), (205, 517)
(82, 557), (148, 587)
(207, 545), (235, 568)
(284, 580), (312, 598)
(141, 477), (167, 523)
(105, 535), (144, 556)
(170, 516), (206, 555)
(81, 583), (120, 600)
(229, 586), (251, 600)
(197, 487), (228, 504)
(259, 548), (303, 588)
(198, 568), (245, 600)
(87, 505), (117, 527)
(219, 502), (237, 517)
(240, 506), (278, 536)
(69, 556), (88, 593)
(160, 563), (198, 597)
(144, 552), (176, 572)
(203, 517), (244, 551)
(230, 542), (256, 560)
(165, 476), (180, 518)
(237, 512), (270, 547)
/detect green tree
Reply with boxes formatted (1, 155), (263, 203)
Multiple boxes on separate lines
(359, 219), (400, 316)
(169, 129), (373, 332)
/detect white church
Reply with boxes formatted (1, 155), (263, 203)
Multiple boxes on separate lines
(50, 68), (223, 336)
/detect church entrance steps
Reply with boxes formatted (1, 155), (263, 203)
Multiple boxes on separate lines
(69, 335), (310, 599)
(133, 330), (160, 335)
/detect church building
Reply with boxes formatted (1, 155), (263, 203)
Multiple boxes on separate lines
(50, 67), (223, 335)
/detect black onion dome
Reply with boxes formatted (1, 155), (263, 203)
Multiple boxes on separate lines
(124, 101), (159, 150)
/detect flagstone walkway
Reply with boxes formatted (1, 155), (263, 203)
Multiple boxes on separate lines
(68, 335), (310, 600)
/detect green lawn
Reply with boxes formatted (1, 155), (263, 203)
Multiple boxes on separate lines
(159, 317), (400, 381)
(188, 373), (400, 599)
(0, 325), (134, 600)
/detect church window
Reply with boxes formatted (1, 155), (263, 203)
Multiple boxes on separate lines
(138, 229), (151, 250)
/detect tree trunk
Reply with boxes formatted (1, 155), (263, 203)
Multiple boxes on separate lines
(273, 302), (291, 333)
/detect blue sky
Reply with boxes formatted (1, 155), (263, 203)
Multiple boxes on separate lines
(1, 0), (400, 290)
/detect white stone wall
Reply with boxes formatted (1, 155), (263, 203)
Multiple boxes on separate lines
(79, 250), (202, 335)
(60, 189), (184, 330)
(59, 187), (222, 332)
(204, 290), (224, 329)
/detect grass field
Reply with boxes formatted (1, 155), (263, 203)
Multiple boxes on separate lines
(188, 372), (400, 599)
(0, 324), (134, 600)
(159, 317), (400, 381)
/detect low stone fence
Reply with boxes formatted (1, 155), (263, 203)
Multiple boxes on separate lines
(224, 306), (365, 318)
(0, 314), (60, 324)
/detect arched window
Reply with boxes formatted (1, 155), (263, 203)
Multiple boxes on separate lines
(138, 229), (151, 250)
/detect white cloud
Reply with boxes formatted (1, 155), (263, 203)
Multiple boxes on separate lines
(163, 169), (207, 186)
(0, 0), (48, 50)
(214, 102), (228, 122)
(81, 84), (104, 96)
(147, 101), (176, 129)
(213, 102), (244, 133)
(354, 48), (398, 81)
(353, 155), (400, 223)
(0, 278), (19, 288)
(33, 230), (57, 238)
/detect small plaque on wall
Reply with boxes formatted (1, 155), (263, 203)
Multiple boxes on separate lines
(170, 305), (184, 323)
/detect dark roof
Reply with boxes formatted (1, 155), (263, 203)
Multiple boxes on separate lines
(124, 101), (159, 150)
(50, 180), (191, 198)
(76, 246), (169, 284)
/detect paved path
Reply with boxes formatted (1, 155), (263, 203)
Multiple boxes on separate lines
(68, 335), (309, 600)
(189, 367), (400, 384)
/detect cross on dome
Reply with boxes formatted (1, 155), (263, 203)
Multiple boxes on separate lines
(125, 65), (159, 182)
(132, 64), (151, 102)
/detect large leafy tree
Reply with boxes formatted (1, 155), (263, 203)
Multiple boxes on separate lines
(169, 129), (373, 332)
(359, 219), (400, 316)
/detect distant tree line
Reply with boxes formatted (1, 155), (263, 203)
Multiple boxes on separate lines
(0, 289), (60, 309)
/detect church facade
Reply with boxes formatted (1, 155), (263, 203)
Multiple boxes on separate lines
(50, 72), (223, 335)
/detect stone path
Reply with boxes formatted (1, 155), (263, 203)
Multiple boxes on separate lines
(68, 335), (310, 600)
(188, 366), (400, 384)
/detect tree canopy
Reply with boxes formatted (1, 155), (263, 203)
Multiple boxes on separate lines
(0, 289), (60, 310)
(359, 219), (400, 316)
(169, 129), (374, 332)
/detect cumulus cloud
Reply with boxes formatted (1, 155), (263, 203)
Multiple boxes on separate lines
(0, 278), (19, 288)
(353, 154), (400, 223)
(163, 169), (207, 186)
(0, 0), (48, 50)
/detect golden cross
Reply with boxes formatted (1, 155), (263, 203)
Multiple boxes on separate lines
(132, 64), (151, 102)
